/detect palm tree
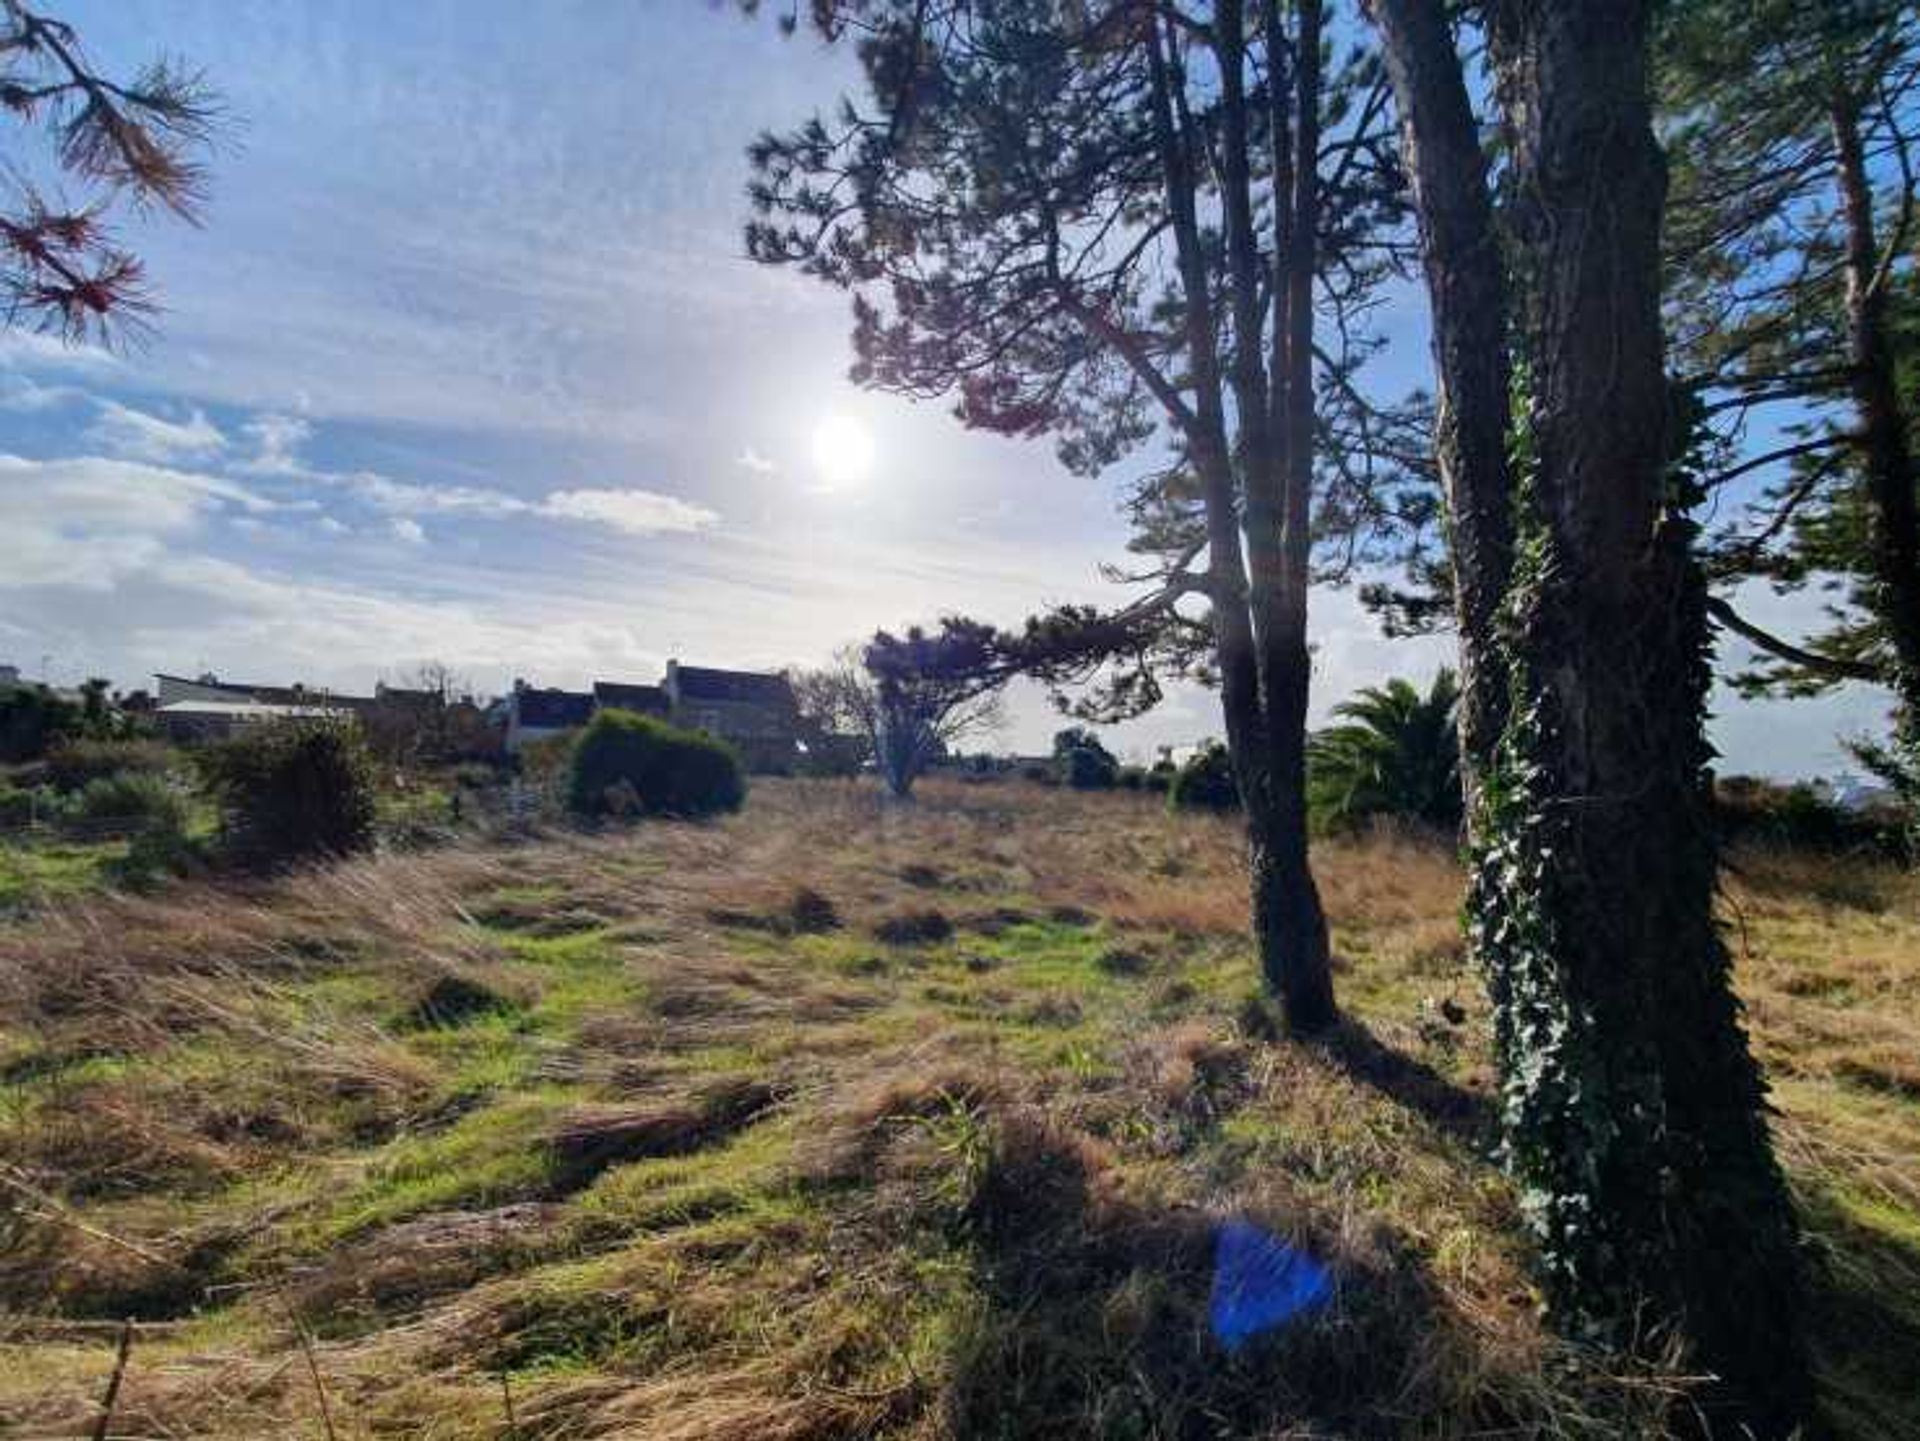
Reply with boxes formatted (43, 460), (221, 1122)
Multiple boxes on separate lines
(1308, 669), (1462, 834)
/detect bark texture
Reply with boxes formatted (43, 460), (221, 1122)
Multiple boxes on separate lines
(1482, 5), (1810, 1429)
(1373, 0), (1814, 1429)
(1366, 0), (1513, 819)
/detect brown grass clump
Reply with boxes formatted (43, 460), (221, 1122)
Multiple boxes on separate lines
(550, 1078), (780, 1191)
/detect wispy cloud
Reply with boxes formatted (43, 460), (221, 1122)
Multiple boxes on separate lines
(237, 412), (314, 475)
(538, 488), (718, 536)
(737, 446), (776, 474)
(390, 517), (427, 545)
(85, 400), (227, 464)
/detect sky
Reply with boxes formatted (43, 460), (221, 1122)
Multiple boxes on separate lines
(0, 0), (1895, 774)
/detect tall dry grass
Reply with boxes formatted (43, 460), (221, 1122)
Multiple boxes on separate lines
(0, 778), (1911, 1438)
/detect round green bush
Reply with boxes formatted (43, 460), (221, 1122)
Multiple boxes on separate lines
(197, 719), (377, 866)
(566, 709), (746, 819)
(68, 772), (188, 831)
(1169, 741), (1239, 813)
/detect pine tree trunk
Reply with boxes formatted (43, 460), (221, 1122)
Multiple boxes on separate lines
(1146, 9), (1336, 1034)
(1367, 0), (1513, 818)
(1479, 5), (1812, 1430)
(1251, 650), (1336, 1032)
(1833, 94), (1920, 822)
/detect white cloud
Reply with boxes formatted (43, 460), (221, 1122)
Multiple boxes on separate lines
(538, 488), (719, 536)
(238, 412), (314, 475)
(0, 453), (280, 589)
(268, 454), (723, 541)
(317, 515), (350, 535)
(737, 446), (776, 474)
(0, 372), (82, 413)
(85, 400), (227, 463)
(390, 517), (427, 545)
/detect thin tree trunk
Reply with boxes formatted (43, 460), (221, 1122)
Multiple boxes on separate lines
(1482, 4), (1811, 1430)
(1265, 0), (1335, 1031)
(1366, 0), (1513, 818)
(1148, 9), (1333, 1032)
(1833, 93), (1920, 790)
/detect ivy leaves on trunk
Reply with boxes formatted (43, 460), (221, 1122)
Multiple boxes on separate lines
(1368, 1), (1813, 1430)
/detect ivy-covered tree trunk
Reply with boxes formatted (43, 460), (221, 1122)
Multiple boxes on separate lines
(1832, 92), (1920, 835)
(1474, 5), (1811, 1431)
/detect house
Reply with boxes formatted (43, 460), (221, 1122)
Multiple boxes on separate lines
(592, 680), (669, 717)
(501, 680), (594, 752)
(663, 660), (799, 772)
(154, 672), (375, 714)
(156, 696), (354, 743)
(498, 663), (800, 771)
(153, 671), (376, 743)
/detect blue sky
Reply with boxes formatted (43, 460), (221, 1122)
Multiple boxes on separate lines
(0, 1), (1893, 773)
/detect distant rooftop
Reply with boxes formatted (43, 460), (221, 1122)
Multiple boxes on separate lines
(669, 662), (794, 707)
(593, 680), (669, 714)
(157, 699), (351, 720)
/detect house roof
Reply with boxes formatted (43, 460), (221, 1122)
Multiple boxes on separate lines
(155, 673), (374, 709)
(593, 681), (669, 714)
(158, 699), (350, 720)
(515, 687), (593, 729)
(671, 665), (795, 707)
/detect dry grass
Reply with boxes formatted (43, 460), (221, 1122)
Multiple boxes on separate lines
(0, 778), (1913, 1438)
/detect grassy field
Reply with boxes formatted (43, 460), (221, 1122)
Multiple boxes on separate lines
(0, 779), (1914, 1439)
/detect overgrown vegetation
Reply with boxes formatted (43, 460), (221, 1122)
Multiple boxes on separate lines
(195, 719), (377, 867)
(1, 780), (1908, 1438)
(566, 708), (746, 819)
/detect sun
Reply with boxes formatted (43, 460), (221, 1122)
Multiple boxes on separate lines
(810, 414), (875, 489)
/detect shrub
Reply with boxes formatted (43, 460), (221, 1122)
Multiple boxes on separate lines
(67, 773), (188, 832)
(1144, 762), (1175, 795)
(565, 709), (746, 819)
(0, 685), (82, 762)
(516, 732), (579, 794)
(1169, 742), (1239, 812)
(1715, 776), (1904, 857)
(44, 738), (177, 793)
(0, 781), (52, 827)
(198, 719), (377, 867)
(1052, 727), (1118, 790)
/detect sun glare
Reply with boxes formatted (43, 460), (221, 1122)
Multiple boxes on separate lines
(810, 414), (875, 488)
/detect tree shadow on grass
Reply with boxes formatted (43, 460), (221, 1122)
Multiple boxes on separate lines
(1319, 1016), (1498, 1151)
(933, 1108), (1607, 1440)
(1797, 1185), (1920, 1440)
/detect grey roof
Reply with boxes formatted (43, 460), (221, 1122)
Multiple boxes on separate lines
(515, 687), (593, 729)
(672, 665), (795, 707)
(593, 680), (669, 714)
